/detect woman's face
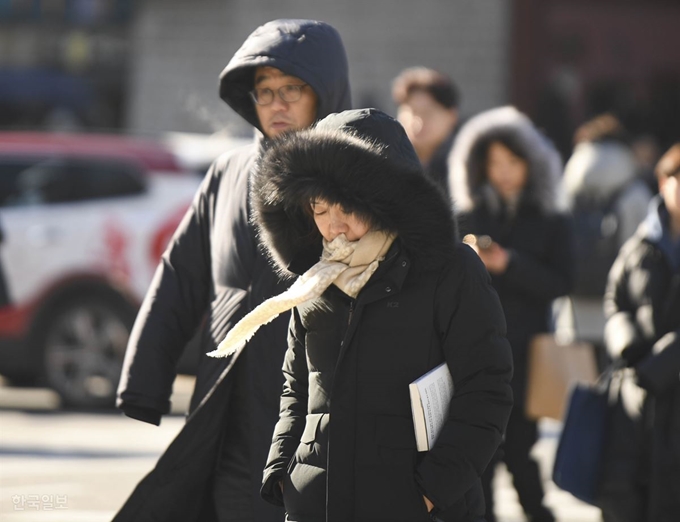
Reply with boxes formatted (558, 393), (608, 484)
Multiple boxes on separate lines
(311, 200), (371, 242)
(486, 141), (529, 201)
(659, 173), (680, 218)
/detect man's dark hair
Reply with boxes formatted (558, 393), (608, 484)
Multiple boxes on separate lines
(573, 113), (629, 145)
(392, 67), (459, 109)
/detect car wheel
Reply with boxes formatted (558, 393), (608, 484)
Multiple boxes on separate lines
(41, 297), (134, 409)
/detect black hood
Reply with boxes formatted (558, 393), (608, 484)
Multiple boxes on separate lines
(219, 19), (352, 133)
(252, 108), (458, 276)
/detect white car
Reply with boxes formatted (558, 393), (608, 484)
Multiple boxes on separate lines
(0, 132), (202, 408)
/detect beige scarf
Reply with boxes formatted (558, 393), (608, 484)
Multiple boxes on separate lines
(207, 230), (395, 358)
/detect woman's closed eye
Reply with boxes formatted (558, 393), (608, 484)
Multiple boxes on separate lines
(311, 202), (329, 215)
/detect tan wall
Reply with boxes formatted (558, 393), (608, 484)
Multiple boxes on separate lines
(126, 0), (511, 135)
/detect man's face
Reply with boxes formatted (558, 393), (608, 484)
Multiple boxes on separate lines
(397, 90), (457, 160)
(253, 66), (318, 138)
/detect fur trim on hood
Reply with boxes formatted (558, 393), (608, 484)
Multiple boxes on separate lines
(449, 106), (566, 214)
(562, 140), (637, 204)
(252, 109), (458, 276)
(219, 19), (351, 133)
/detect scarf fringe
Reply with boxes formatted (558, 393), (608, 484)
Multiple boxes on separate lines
(207, 232), (394, 358)
(207, 261), (348, 358)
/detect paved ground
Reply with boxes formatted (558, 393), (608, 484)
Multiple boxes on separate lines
(0, 376), (602, 522)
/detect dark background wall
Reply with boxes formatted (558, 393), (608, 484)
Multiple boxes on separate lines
(512, 0), (680, 156)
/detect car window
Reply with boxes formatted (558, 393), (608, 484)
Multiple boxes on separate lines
(0, 157), (146, 207)
(0, 158), (73, 206)
(68, 159), (146, 201)
(0, 160), (34, 206)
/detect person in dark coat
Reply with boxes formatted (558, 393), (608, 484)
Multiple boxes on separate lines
(209, 108), (513, 522)
(561, 114), (652, 348)
(392, 67), (460, 197)
(114, 19), (351, 522)
(449, 106), (576, 522)
(603, 143), (680, 522)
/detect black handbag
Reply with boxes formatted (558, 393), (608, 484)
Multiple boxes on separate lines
(552, 361), (625, 505)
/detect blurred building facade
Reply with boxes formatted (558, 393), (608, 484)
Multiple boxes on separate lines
(0, 0), (133, 131)
(513, 0), (680, 158)
(1, 0), (678, 154)
(124, 0), (511, 137)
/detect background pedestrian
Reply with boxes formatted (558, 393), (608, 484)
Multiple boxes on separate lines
(603, 143), (680, 522)
(450, 106), (576, 522)
(393, 67), (460, 197)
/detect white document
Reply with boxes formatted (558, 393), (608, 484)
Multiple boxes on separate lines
(409, 362), (454, 451)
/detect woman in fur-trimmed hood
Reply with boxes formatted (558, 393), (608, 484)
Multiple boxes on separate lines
(449, 106), (575, 522)
(449, 106), (565, 216)
(236, 109), (513, 522)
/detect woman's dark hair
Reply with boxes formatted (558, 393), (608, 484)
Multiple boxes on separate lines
(468, 130), (530, 182)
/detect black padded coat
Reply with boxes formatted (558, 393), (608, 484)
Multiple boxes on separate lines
(256, 109), (514, 522)
(604, 197), (680, 522)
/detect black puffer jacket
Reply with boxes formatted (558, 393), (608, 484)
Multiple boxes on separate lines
(449, 107), (575, 411)
(257, 109), (514, 522)
(114, 19), (351, 522)
(604, 197), (680, 522)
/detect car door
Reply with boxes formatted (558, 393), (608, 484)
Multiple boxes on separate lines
(0, 155), (152, 305)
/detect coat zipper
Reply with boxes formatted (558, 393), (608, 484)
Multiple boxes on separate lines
(338, 299), (355, 350)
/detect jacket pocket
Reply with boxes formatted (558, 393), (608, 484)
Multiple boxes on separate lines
(284, 413), (328, 520)
(294, 413), (327, 469)
(300, 412), (324, 444)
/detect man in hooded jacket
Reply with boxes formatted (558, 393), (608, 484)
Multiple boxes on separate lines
(113, 19), (351, 522)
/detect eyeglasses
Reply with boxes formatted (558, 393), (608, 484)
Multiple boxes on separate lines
(249, 84), (309, 106)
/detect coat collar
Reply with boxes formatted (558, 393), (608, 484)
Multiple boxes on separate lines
(358, 242), (411, 302)
(640, 196), (680, 271)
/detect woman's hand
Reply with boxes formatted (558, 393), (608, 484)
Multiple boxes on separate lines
(475, 241), (510, 274)
(423, 495), (435, 512)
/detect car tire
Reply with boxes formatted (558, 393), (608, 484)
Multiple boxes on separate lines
(38, 295), (135, 409)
